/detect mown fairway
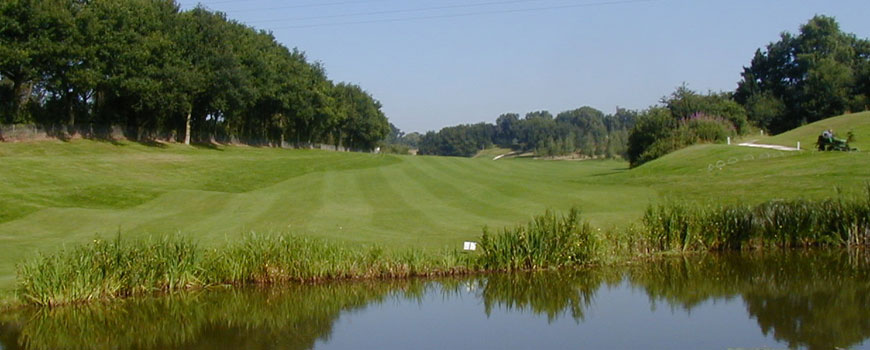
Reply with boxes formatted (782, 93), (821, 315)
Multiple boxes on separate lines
(1, 115), (869, 290)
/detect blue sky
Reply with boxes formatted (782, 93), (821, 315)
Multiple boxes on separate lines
(175, 0), (870, 133)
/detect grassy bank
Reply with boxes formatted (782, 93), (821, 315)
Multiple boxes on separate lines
(14, 192), (869, 307)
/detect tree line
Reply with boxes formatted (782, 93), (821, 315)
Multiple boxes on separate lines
(415, 107), (637, 158)
(409, 16), (869, 163)
(0, 0), (389, 150)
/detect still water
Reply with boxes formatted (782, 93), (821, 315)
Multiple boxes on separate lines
(1, 250), (868, 350)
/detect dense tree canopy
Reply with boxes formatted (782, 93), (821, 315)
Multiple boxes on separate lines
(0, 0), (388, 149)
(417, 106), (636, 158)
(735, 15), (870, 133)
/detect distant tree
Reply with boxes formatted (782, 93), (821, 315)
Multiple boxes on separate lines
(420, 106), (638, 159)
(384, 122), (404, 144)
(494, 113), (519, 147)
(556, 106), (607, 155)
(400, 132), (422, 148)
(605, 108), (638, 132)
(524, 110), (553, 120)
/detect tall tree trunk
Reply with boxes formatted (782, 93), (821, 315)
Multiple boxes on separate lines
(67, 90), (76, 132)
(184, 108), (191, 145)
(9, 79), (24, 123)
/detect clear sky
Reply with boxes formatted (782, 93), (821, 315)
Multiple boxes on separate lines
(175, 0), (870, 133)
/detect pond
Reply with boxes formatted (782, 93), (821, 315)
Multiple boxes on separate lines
(1, 250), (868, 350)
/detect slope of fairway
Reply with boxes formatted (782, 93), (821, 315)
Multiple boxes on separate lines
(0, 140), (652, 289)
(761, 111), (870, 150)
(625, 143), (870, 201)
(1, 137), (869, 291)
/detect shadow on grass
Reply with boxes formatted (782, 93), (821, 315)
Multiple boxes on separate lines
(134, 140), (169, 149)
(590, 168), (630, 177)
(190, 142), (224, 151)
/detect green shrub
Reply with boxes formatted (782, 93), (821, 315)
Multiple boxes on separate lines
(683, 113), (736, 142)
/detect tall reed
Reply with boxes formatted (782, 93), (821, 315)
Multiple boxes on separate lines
(642, 191), (870, 251)
(478, 208), (599, 270)
(16, 235), (204, 307)
(15, 233), (474, 307)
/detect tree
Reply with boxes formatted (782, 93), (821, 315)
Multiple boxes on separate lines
(0, 0), (78, 124)
(0, 0), (393, 148)
(332, 83), (389, 151)
(663, 85), (748, 134)
(494, 113), (519, 147)
(626, 107), (675, 167)
(735, 16), (870, 133)
(556, 107), (607, 155)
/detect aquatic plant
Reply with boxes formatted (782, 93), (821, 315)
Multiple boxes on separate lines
(641, 190), (870, 250)
(478, 208), (599, 270)
(16, 235), (203, 306)
(15, 233), (474, 307)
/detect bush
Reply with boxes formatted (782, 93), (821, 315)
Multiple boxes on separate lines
(628, 109), (738, 167)
(627, 107), (675, 166)
(634, 125), (696, 166)
(682, 113), (736, 142)
(380, 143), (410, 155)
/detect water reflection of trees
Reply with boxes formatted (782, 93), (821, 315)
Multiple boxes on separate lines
(476, 270), (621, 322)
(0, 281), (427, 350)
(1, 250), (868, 350)
(627, 250), (870, 350)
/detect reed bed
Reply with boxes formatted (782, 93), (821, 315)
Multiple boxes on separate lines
(478, 208), (599, 270)
(642, 192), (870, 251)
(15, 233), (474, 307)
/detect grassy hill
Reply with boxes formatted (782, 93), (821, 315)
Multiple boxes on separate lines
(0, 112), (868, 290)
(758, 111), (870, 150)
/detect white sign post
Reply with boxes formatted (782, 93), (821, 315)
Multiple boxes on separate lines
(463, 242), (477, 251)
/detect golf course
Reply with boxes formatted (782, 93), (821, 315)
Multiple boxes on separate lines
(1, 112), (868, 292)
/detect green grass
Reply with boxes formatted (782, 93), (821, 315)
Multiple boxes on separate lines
(1, 112), (869, 291)
(758, 111), (870, 150)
